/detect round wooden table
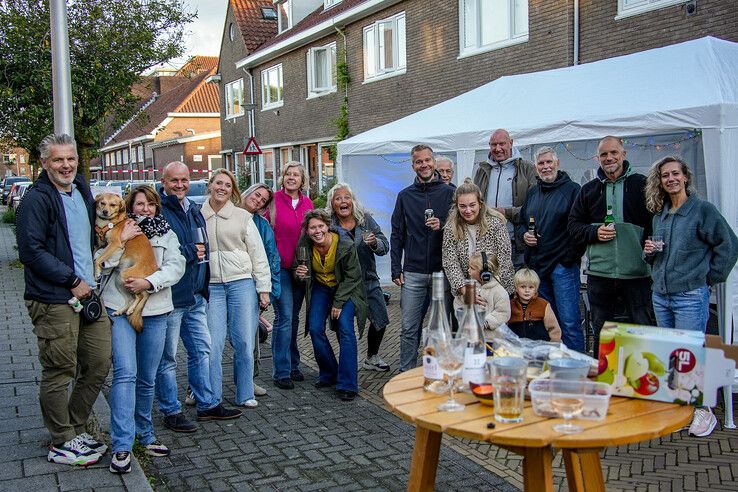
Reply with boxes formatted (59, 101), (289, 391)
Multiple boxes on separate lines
(383, 368), (693, 492)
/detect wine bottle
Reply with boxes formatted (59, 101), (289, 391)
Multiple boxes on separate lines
(422, 272), (450, 393)
(604, 205), (615, 227)
(457, 280), (487, 391)
(528, 216), (537, 236)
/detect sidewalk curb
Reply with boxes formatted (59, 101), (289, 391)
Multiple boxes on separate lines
(93, 393), (153, 491)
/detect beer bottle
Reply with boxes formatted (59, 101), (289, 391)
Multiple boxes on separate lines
(604, 205), (615, 227)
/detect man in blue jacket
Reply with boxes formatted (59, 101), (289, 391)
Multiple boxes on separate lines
(391, 145), (455, 371)
(155, 162), (241, 433)
(17, 134), (110, 466)
(518, 147), (585, 352)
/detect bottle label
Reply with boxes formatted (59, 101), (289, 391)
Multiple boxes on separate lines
(423, 355), (443, 380)
(462, 349), (486, 384)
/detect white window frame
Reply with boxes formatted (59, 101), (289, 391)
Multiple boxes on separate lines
(261, 64), (284, 110)
(324, 0), (341, 9)
(276, 0), (292, 33)
(306, 41), (337, 98)
(458, 0), (529, 59)
(615, 0), (689, 19)
(362, 12), (406, 83)
(225, 79), (245, 119)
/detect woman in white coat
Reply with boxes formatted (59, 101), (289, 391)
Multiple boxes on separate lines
(202, 169), (271, 408)
(100, 185), (185, 474)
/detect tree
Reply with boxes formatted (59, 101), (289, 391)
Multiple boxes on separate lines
(0, 0), (195, 176)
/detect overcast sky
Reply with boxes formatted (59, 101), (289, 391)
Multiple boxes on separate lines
(166, 0), (228, 67)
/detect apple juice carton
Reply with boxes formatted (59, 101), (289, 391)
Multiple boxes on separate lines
(595, 323), (735, 406)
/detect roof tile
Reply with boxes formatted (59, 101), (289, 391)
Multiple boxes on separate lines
(231, 0), (279, 54)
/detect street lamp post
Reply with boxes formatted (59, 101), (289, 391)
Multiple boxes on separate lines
(49, 0), (74, 137)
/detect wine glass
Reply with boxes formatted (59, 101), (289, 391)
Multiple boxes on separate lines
(192, 227), (209, 264)
(296, 246), (309, 281)
(436, 332), (467, 412)
(550, 377), (586, 434)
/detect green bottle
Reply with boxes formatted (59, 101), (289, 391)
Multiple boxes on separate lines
(604, 205), (615, 226)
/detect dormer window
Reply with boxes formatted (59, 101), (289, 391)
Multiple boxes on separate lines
(261, 7), (277, 20)
(275, 0), (292, 33)
(324, 0), (342, 8)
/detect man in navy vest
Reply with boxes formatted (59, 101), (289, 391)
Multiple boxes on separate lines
(156, 162), (241, 432)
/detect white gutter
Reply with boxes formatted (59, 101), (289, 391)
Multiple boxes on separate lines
(100, 134), (152, 153)
(167, 112), (220, 117)
(235, 0), (403, 69)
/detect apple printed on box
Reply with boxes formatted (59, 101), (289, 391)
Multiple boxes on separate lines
(595, 323), (706, 405)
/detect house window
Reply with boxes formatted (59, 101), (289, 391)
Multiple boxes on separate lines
(225, 79), (245, 118)
(324, 0), (341, 8)
(307, 42), (337, 97)
(229, 22), (236, 42)
(261, 65), (283, 109)
(459, 0), (528, 56)
(363, 12), (406, 81)
(137, 146), (144, 163)
(122, 149), (129, 165)
(616, 0), (689, 18)
(276, 0), (292, 33)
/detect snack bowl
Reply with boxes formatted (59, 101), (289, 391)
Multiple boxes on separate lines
(528, 378), (612, 421)
(470, 382), (494, 406)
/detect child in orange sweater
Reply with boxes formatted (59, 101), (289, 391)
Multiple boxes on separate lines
(508, 268), (561, 342)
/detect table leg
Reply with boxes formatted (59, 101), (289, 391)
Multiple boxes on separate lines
(522, 447), (554, 492)
(562, 448), (605, 492)
(407, 426), (442, 492)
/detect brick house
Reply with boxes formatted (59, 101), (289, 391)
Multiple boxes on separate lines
(1, 147), (32, 178)
(215, 0), (737, 197)
(98, 56), (222, 181)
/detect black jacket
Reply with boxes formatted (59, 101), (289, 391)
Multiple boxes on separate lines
(390, 173), (455, 279)
(17, 171), (95, 304)
(517, 171), (584, 277)
(568, 162), (652, 246)
(160, 192), (210, 308)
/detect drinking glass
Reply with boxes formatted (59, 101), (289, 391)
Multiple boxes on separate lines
(649, 235), (664, 252)
(491, 357), (527, 423)
(550, 377), (586, 434)
(436, 332), (467, 412)
(296, 246), (309, 280)
(192, 227), (209, 264)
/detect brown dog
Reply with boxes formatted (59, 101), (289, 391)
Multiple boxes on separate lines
(94, 192), (158, 332)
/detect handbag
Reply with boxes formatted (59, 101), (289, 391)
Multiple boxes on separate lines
(79, 292), (103, 323)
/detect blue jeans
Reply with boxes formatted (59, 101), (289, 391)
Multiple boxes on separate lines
(271, 269), (305, 379)
(156, 294), (218, 413)
(109, 309), (168, 452)
(538, 263), (584, 353)
(208, 279), (259, 404)
(652, 286), (710, 332)
(307, 282), (358, 392)
(399, 272), (433, 372)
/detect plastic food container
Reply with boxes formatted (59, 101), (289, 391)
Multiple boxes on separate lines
(528, 378), (612, 421)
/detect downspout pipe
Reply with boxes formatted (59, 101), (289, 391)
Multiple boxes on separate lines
(573, 0), (580, 65)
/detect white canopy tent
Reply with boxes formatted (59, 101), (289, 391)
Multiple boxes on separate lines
(337, 36), (738, 424)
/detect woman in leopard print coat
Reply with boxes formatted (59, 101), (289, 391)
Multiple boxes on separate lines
(442, 179), (515, 296)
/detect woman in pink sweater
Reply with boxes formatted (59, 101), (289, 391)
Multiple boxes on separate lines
(266, 162), (314, 389)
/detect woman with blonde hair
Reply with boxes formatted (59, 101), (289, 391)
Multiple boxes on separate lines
(442, 178), (514, 297)
(326, 183), (390, 371)
(265, 162), (314, 389)
(202, 169), (271, 408)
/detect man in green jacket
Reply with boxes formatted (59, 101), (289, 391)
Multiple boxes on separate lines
(473, 129), (537, 269)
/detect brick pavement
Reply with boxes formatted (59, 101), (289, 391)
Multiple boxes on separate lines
(2, 219), (738, 491)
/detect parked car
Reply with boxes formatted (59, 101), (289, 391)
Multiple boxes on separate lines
(10, 182), (31, 210)
(154, 179), (208, 204)
(1, 176), (31, 205)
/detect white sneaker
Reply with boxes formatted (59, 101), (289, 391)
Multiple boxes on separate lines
(362, 355), (390, 372)
(239, 399), (258, 408)
(77, 432), (107, 455)
(48, 436), (102, 466)
(689, 407), (717, 437)
(184, 388), (196, 406)
(144, 439), (171, 457)
(109, 451), (131, 474)
(254, 384), (267, 396)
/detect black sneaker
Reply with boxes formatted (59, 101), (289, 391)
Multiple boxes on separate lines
(336, 390), (357, 401)
(197, 403), (242, 422)
(274, 378), (294, 389)
(109, 451), (131, 474)
(163, 413), (197, 433)
(290, 370), (305, 382)
(314, 380), (335, 389)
